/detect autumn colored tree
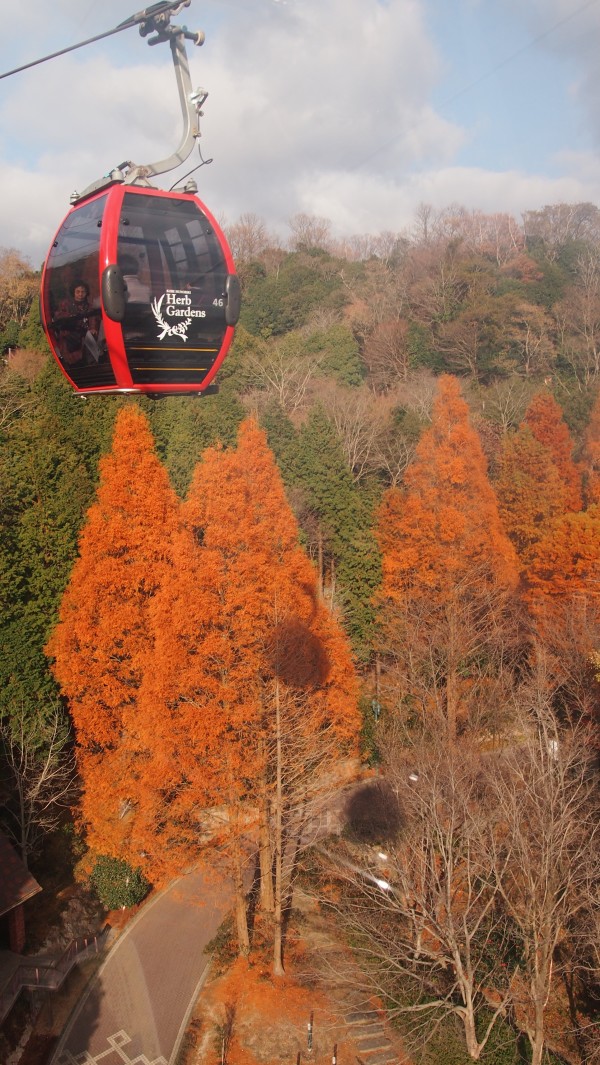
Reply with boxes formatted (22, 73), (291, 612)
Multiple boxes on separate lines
(495, 426), (569, 566)
(524, 506), (600, 726)
(526, 504), (600, 608)
(523, 390), (582, 511)
(376, 375), (519, 741)
(45, 405), (184, 861)
(131, 419), (360, 970)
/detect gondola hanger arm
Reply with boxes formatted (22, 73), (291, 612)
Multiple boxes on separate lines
(73, 2), (207, 202)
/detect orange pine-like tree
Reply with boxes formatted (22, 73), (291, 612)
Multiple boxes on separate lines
(523, 390), (582, 511)
(376, 375), (519, 741)
(135, 418), (360, 970)
(495, 426), (569, 565)
(45, 405), (185, 861)
(526, 505), (600, 617)
(524, 505), (600, 725)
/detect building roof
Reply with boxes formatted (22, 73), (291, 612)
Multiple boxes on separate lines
(0, 832), (42, 917)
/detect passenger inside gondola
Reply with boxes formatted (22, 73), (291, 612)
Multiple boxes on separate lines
(54, 279), (102, 366)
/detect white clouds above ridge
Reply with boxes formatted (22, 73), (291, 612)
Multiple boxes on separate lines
(0, 0), (599, 262)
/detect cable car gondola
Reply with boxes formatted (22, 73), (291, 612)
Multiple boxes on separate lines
(40, 1), (241, 397)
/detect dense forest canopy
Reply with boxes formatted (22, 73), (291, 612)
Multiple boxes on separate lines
(1, 199), (599, 1063)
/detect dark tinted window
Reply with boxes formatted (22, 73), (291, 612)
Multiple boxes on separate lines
(44, 195), (116, 389)
(118, 193), (229, 386)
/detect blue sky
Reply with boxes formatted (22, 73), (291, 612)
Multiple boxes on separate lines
(426, 1), (584, 173)
(1, 0), (599, 263)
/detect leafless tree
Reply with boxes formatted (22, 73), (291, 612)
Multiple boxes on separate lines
(318, 381), (387, 481)
(0, 703), (76, 868)
(0, 364), (34, 431)
(288, 213), (333, 253)
(319, 737), (517, 1060)
(486, 679), (599, 1065)
(482, 378), (537, 434)
(554, 249), (600, 386)
(506, 300), (557, 378)
(523, 203), (600, 259)
(225, 212), (276, 264)
(363, 319), (412, 390)
(317, 666), (598, 1063)
(248, 335), (323, 416)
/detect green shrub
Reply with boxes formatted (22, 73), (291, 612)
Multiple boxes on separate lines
(90, 855), (150, 909)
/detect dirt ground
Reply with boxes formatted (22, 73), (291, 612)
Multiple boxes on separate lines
(178, 889), (410, 1065)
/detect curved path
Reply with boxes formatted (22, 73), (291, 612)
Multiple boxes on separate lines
(50, 865), (232, 1065)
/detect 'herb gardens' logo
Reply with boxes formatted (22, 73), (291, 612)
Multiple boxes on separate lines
(151, 289), (206, 342)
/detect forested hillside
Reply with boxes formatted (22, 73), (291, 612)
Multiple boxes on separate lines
(1, 201), (599, 1063)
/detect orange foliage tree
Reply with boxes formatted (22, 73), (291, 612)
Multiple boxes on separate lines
(495, 426), (569, 566)
(132, 418), (360, 971)
(524, 505), (600, 725)
(523, 390), (582, 511)
(376, 375), (519, 742)
(45, 405), (185, 863)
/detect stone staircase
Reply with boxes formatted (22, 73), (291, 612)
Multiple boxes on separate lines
(293, 887), (407, 1065)
(346, 1007), (400, 1065)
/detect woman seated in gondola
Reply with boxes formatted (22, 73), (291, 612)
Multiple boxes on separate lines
(54, 279), (103, 365)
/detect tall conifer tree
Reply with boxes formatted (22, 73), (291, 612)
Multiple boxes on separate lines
(46, 405), (183, 858)
(496, 426), (569, 565)
(376, 375), (518, 741)
(136, 418), (359, 968)
(524, 390), (582, 511)
(294, 406), (381, 659)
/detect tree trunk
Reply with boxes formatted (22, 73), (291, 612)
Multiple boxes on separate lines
(461, 997), (481, 1060)
(272, 677), (285, 976)
(258, 791), (274, 914)
(317, 524), (324, 600)
(446, 664), (458, 745)
(232, 820), (250, 956)
(525, 931), (553, 1065)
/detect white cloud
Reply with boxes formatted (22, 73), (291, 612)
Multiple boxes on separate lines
(0, 0), (599, 265)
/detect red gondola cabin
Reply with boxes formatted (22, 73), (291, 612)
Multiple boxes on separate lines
(41, 184), (241, 396)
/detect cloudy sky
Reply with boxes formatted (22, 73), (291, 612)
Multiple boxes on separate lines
(1, 0), (599, 265)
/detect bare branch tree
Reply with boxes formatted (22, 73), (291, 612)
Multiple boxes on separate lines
(486, 677), (599, 1065)
(319, 737), (518, 1060)
(319, 382), (387, 482)
(248, 336), (323, 416)
(0, 703), (76, 868)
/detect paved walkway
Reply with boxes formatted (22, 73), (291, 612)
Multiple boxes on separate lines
(50, 865), (232, 1065)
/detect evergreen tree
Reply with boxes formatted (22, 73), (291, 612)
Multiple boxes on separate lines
(0, 366), (105, 720)
(146, 391), (244, 497)
(294, 406), (381, 660)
